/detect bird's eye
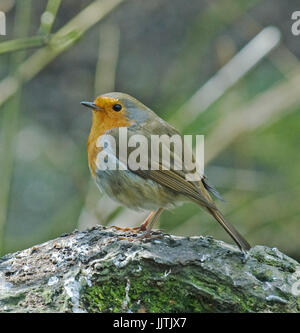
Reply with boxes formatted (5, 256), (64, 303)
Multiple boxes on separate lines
(112, 104), (122, 112)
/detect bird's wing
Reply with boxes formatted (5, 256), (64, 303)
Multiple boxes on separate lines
(138, 118), (224, 200)
(106, 122), (216, 210)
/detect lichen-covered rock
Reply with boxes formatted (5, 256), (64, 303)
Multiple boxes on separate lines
(0, 226), (299, 313)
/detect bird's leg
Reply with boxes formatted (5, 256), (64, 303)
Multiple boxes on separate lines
(138, 210), (156, 231)
(111, 210), (156, 234)
(116, 208), (164, 241)
(137, 208), (164, 239)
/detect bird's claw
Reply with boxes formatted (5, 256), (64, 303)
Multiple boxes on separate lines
(111, 225), (142, 233)
(117, 229), (165, 242)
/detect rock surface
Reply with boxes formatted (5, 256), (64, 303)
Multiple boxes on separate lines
(0, 225), (299, 313)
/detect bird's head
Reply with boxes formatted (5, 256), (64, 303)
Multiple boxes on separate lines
(82, 92), (154, 176)
(81, 92), (152, 128)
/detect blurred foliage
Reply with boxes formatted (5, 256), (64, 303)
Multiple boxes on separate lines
(0, 0), (299, 260)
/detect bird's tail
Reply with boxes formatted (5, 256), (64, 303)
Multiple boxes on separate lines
(206, 207), (251, 251)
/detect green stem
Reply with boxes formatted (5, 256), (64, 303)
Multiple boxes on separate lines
(39, 0), (62, 35)
(0, 0), (124, 110)
(0, 35), (49, 55)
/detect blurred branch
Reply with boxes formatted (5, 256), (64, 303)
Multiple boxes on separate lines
(170, 26), (281, 129)
(39, 0), (62, 35)
(161, 0), (261, 97)
(204, 165), (274, 192)
(0, 0), (32, 255)
(0, 0), (125, 110)
(0, 35), (49, 55)
(205, 69), (300, 162)
(241, 14), (299, 77)
(94, 23), (120, 93)
(0, 0), (62, 55)
(270, 45), (300, 77)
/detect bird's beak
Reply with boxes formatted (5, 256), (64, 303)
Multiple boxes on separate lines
(80, 101), (103, 110)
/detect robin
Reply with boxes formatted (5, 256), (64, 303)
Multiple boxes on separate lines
(81, 92), (251, 251)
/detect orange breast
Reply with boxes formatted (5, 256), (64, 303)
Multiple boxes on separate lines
(87, 110), (131, 176)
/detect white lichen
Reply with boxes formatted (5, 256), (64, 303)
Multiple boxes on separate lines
(64, 276), (86, 313)
(122, 279), (131, 311)
(48, 276), (59, 286)
(163, 269), (171, 278)
(200, 254), (210, 263)
(0, 272), (13, 292)
(265, 295), (288, 304)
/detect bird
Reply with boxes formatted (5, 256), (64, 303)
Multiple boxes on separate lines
(81, 92), (251, 252)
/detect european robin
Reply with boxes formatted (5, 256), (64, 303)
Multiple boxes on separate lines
(81, 92), (251, 251)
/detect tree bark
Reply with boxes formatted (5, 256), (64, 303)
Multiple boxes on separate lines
(0, 225), (299, 313)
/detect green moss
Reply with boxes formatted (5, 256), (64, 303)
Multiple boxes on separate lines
(252, 250), (296, 273)
(81, 264), (213, 313)
(41, 289), (53, 304)
(80, 260), (299, 313)
(83, 278), (203, 312)
(81, 265), (261, 313)
(84, 284), (124, 312)
(1, 292), (25, 306)
(252, 268), (275, 282)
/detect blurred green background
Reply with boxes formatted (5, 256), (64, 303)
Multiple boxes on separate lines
(0, 0), (299, 260)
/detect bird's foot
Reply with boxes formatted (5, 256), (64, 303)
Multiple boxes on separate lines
(112, 225), (144, 241)
(117, 229), (164, 242)
(111, 225), (143, 233)
(135, 229), (165, 241)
